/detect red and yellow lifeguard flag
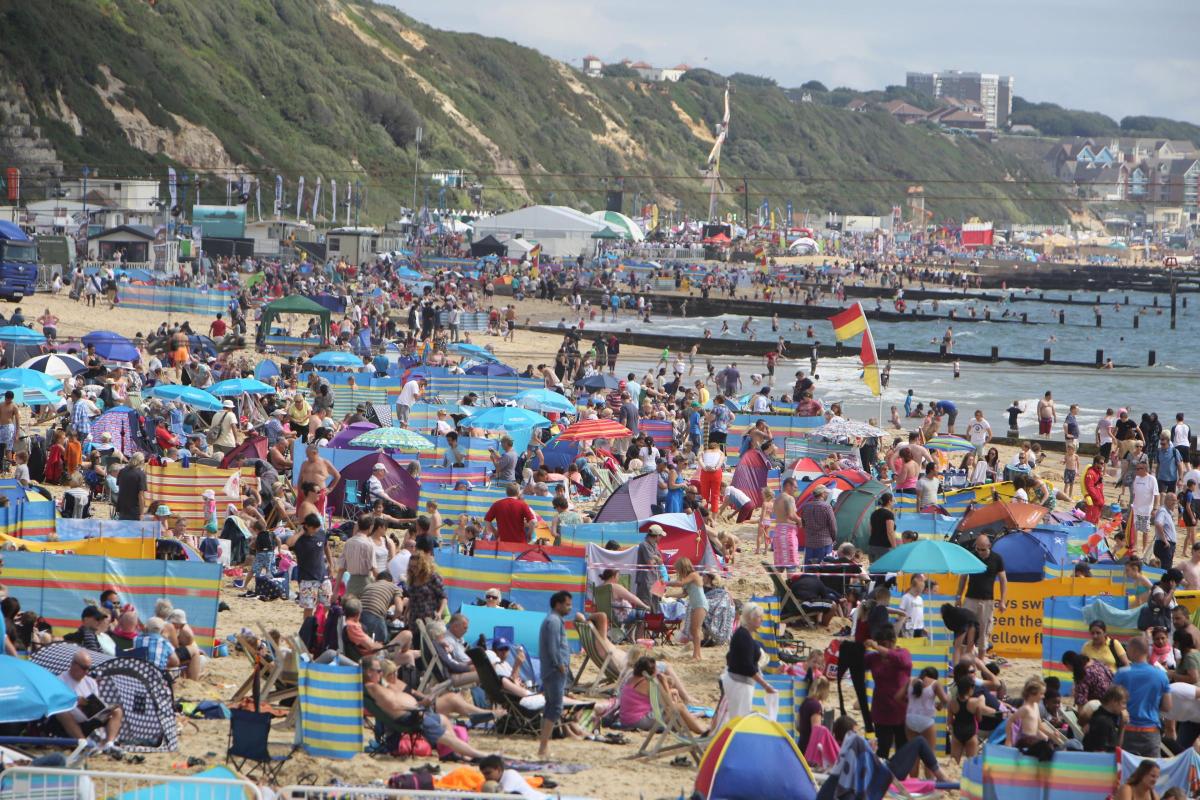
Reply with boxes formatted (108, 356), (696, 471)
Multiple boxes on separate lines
(860, 327), (881, 397)
(827, 302), (868, 341)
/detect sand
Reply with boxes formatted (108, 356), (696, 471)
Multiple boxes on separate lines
(21, 287), (1069, 798)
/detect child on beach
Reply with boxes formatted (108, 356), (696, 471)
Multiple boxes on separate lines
(426, 500), (442, 536)
(1063, 444), (1080, 497)
(199, 520), (221, 563)
(897, 574), (927, 638)
(757, 488), (774, 554)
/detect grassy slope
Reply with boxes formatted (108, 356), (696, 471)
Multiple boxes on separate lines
(0, 0), (1068, 221)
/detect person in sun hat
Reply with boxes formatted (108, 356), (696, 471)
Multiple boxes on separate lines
(635, 524), (666, 610)
(208, 398), (238, 455)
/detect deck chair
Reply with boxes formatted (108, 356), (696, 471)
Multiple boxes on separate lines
(762, 562), (818, 627)
(230, 633), (298, 706)
(631, 678), (710, 765)
(466, 646), (593, 737)
(414, 618), (477, 698)
(361, 685), (427, 758)
(226, 707), (297, 783)
(570, 619), (621, 694)
(592, 583), (636, 644)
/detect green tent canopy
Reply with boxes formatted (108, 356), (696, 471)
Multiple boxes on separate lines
(834, 477), (889, 550)
(590, 227), (622, 240)
(257, 295), (331, 343)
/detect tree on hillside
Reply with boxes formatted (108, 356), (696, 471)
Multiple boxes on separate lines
(601, 63), (637, 78)
(800, 80), (828, 92)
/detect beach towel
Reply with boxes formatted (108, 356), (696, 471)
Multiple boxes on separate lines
(298, 661), (363, 759)
(805, 724), (840, 770)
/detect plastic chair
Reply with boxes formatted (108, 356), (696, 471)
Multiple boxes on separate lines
(341, 479), (364, 521)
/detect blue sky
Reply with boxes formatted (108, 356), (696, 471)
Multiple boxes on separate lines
(383, 0), (1200, 122)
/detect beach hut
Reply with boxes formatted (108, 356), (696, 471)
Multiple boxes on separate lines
(329, 452), (419, 516)
(694, 714), (818, 800)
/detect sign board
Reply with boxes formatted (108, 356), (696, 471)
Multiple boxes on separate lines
(191, 205), (246, 239)
(990, 577), (1122, 659)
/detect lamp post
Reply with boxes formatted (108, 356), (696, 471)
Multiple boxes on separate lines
(81, 166), (90, 249)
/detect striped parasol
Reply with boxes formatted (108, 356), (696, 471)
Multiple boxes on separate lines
(925, 435), (976, 453)
(347, 427), (436, 452)
(556, 419), (633, 442)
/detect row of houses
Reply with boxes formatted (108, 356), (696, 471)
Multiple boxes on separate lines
(1047, 138), (1200, 211)
(846, 96), (993, 131)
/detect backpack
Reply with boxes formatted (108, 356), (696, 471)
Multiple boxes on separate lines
(1138, 600), (1171, 632)
(255, 576), (285, 601)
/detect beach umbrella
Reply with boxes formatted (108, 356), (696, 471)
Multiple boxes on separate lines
(347, 428), (435, 452)
(307, 351), (362, 369)
(513, 388), (577, 414)
(926, 435), (975, 453)
(19, 353), (87, 380)
(867, 539), (986, 575)
(81, 330), (139, 362)
(0, 385), (60, 405)
(0, 326), (45, 345)
(468, 406), (552, 431)
(144, 384), (224, 412)
(208, 378), (276, 397)
(809, 419), (887, 439)
(556, 419), (633, 442)
(465, 362), (517, 377)
(395, 267), (423, 281)
(447, 342), (498, 361)
(0, 655), (78, 723)
(957, 501), (1048, 535)
(574, 374), (620, 391)
(0, 368), (62, 393)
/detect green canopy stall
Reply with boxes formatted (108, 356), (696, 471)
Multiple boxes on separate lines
(256, 295), (331, 344)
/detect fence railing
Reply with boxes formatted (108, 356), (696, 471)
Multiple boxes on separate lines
(0, 765), (262, 799)
(280, 788), (585, 800)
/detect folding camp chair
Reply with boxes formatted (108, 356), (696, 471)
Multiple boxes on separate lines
(762, 562), (818, 628)
(592, 583), (636, 644)
(631, 678), (712, 765)
(570, 620), (621, 694)
(226, 707), (297, 783)
(341, 479), (365, 521)
(467, 647), (593, 737)
(642, 612), (680, 645)
(413, 618), (476, 698)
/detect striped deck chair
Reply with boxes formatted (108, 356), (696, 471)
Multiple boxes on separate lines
(571, 619), (621, 693)
(632, 678), (716, 765)
(297, 662), (364, 759)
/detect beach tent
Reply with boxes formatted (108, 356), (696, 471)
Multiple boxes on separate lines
(730, 448), (769, 522)
(694, 714), (818, 800)
(786, 457), (825, 482)
(538, 436), (580, 471)
(469, 234), (508, 258)
(328, 421), (378, 449)
(257, 295), (331, 343)
(833, 477), (889, 550)
(253, 359), (280, 382)
(32, 643), (179, 752)
(87, 406), (150, 456)
(795, 468), (874, 505)
(956, 501), (1048, 537)
(330, 451), (419, 516)
(593, 470), (658, 523)
(219, 434), (268, 470)
(992, 530), (1069, 581)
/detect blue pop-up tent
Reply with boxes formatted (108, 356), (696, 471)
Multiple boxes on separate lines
(992, 529), (1069, 581)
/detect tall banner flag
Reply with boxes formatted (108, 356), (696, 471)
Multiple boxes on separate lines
(311, 177), (322, 219)
(225, 177), (232, 206)
(296, 176), (305, 219)
(786, 200), (793, 227)
(345, 181), (352, 224)
(167, 168), (177, 210)
(330, 179), (337, 221)
(255, 178), (262, 220)
(860, 327), (881, 397)
(273, 175), (283, 218)
(827, 302), (868, 341)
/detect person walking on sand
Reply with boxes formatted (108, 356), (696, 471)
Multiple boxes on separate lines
(537, 591), (572, 760)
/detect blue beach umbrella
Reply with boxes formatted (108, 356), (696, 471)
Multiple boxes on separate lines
(868, 539), (986, 575)
(307, 351), (363, 369)
(447, 342), (499, 361)
(81, 330), (139, 362)
(468, 406), (552, 431)
(0, 326), (45, 345)
(19, 353), (87, 380)
(347, 428), (436, 452)
(208, 378), (276, 397)
(0, 368), (62, 392)
(0, 655), (78, 723)
(512, 388), (577, 414)
(145, 384), (224, 411)
(465, 362), (517, 377)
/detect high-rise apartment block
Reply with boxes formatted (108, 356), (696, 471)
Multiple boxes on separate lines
(905, 70), (1014, 129)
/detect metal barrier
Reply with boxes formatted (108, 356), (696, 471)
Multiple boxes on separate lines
(0, 765), (262, 799)
(281, 789), (584, 800)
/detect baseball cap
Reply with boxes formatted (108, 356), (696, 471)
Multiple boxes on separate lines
(646, 524), (665, 537)
(372, 463), (386, 471)
(492, 636), (512, 650)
